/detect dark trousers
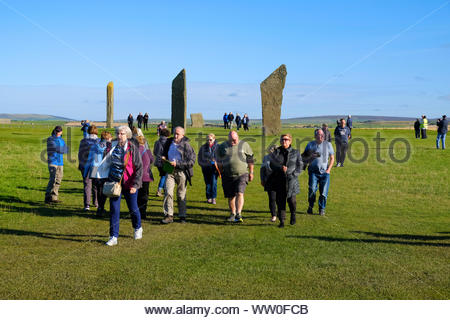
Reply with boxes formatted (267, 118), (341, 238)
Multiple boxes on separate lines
(202, 166), (218, 199)
(415, 129), (420, 139)
(138, 181), (149, 219)
(109, 189), (141, 238)
(243, 124), (249, 131)
(81, 172), (98, 208)
(421, 129), (427, 139)
(267, 191), (277, 217)
(138, 121), (142, 129)
(223, 121), (228, 129)
(93, 178), (107, 210)
(335, 141), (348, 164)
(143, 121), (148, 130)
(268, 190), (296, 217)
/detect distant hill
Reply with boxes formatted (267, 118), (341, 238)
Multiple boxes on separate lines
(283, 115), (417, 123)
(0, 113), (73, 121)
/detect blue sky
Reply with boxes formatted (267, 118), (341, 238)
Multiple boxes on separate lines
(0, 0), (449, 120)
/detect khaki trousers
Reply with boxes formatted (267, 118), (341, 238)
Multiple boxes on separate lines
(46, 165), (63, 200)
(163, 170), (187, 217)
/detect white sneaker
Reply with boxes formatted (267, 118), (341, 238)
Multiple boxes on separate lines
(105, 236), (118, 246)
(134, 227), (143, 240)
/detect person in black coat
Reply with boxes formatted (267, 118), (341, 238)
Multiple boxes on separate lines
(436, 115), (448, 149)
(198, 134), (219, 204)
(264, 134), (303, 227)
(127, 114), (134, 129)
(414, 118), (420, 139)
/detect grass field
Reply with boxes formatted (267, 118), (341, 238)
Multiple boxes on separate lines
(0, 124), (448, 299)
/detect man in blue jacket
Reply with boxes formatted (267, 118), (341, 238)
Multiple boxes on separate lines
(45, 126), (68, 203)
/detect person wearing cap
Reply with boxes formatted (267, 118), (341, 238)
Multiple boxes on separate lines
(436, 115), (448, 149)
(45, 126), (68, 204)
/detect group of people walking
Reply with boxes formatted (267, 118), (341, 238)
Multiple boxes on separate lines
(223, 112), (250, 131)
(128, 112), (150, 130)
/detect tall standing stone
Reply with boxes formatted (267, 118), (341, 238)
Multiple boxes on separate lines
(190, 113), (204, 128)
(106, 81), (114, 128)
(171, 69), (187, 130)
(260, 64), (287, 136)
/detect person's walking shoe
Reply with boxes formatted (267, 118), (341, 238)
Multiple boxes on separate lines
(234, 214), (243, 223)
(340, 163), (344, 167)
(226, 213), (236, 222)
(290, 212), (296, 225)
(156, 189), (163, 197)
(105, 236), (118, 246)
(271, 216), (277, 222)
(212, 199), (216, 205)
(96, 208), (106, 217)
(161, 215), (174, 224)
(278, 211), (286, 228)
(207, 198), (212, 204)
(179, 217), (186, 224)
(134, 227), (143, 240)
(336, 163), (341, 167)
(307, 207), (313, 214)
(319, 209), (325, 216)
(83, 206), (90, 211)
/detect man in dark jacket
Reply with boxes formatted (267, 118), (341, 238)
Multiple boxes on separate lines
(153, 128), (170, 196)
(334, 118), (351, 167)
(227, 112), (234, 129)
(161, 127), (196, 224)
(414, 118), (421, 139)
(436, 115), (448, 149)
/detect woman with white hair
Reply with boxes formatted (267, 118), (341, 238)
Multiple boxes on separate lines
(105, 125), (143, 246)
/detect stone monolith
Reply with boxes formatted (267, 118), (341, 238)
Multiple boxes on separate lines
(106, 81), (114, 128)
(171, 69), (187, 130)
(190, 113), (204, 128)
(260, 64), (287, 136)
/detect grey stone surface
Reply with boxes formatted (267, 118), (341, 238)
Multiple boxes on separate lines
(190, 113), (204, 128)
(106, 81), (114, 128)
(171, 69), (187, 130)
(0, 119), (11, 124)
(260, 64), (287, 136)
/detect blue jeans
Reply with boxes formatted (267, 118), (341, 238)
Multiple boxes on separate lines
(202, 166), (218, 199)
(158, 174), (167, 190)
(109, 189), (141, 238)
(436, 132), (446, 149)
(308, 171), (330, 210)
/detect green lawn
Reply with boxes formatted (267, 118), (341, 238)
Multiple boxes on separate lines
(0, 124), (448, 299)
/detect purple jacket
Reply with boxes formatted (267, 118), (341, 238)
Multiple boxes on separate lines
(139, 144), (154, 182)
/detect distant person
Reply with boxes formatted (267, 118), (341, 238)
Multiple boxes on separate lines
(45, 126), (68, 204)
(84, 130), (112, 217)
(242, 114), (250, 131)
(223, 113), (228, 129)
(304, 129), (335, 216)
(78, 125), (100, 211)
(81, 120), (90, 139)
(216, 131), (254, 223)
(235, 113), (242, 130)
(127, 113), (134, 129)
(322, 123), (331, 142)
(421, 115), (428, 139)
(264, 134), (303, 227)
(157, 121), (167, 136)
(106, 126), (143, 246)
(161, 126), (196, 224)
(436, 115), (448, 150)
(153, 128), (170, 197)
(414, 118), (421, 139)
(135, 129), (154, 219)
(227, 112), (234, 129)
(198, 133), (219, 204)
(143, 112), (149, 131)
(334, 118), (351, 167)
(137, 112), (144, 129)
(347, 115), (353, 132)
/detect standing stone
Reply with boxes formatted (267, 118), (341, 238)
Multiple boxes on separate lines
(260, 64), (287, 136)
(171, 69), (187, 130)
(106, 81), (114, 128)
(190, 113), (204, 128)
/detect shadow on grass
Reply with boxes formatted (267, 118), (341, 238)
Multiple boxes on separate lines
(17, 186), (83, 194)
(36, 176), (81, 183)
(351, 231), (450, 241)
(286, 235), (450, 247)
(0, 228), (111, 243)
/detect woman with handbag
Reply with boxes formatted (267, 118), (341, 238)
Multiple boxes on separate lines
(105, 126), (143, 246)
